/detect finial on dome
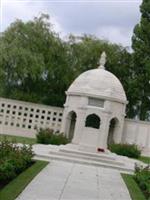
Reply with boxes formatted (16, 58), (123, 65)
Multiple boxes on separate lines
(98, 51), (106, 69)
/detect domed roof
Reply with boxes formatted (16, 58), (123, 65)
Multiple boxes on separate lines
(67, 68), (127, 103)
(67, 53), (127, 103)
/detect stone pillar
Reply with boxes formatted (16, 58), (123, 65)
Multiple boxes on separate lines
(97, 114), (110, 149)
(60, 107), (71, 138)
(72, 109), (86, 144)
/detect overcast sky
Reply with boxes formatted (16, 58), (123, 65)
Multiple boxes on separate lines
(1, 0), (142, 47)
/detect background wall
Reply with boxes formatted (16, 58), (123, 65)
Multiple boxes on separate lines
(123, 119), (150, 156)
(0, 97), (149, 156)
(0, 97), (63, 138)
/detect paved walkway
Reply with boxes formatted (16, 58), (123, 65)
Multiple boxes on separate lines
(16, 160), (131, 200)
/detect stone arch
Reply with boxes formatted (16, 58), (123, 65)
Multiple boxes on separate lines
(85, 114), (100, 129)
(66, 111), (77, 141)
(107, 117), (119, 145)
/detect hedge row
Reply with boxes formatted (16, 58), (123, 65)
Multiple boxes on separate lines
(0, 139), (34, 188)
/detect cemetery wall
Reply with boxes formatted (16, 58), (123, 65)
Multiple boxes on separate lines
(0, 97), (149, 155)
(0, 97), (63, 138)
(123, 118), (150, 155)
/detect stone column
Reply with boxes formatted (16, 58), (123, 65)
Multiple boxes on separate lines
(97, 113), (110, 149)
(72, 109), (86, 144)
(60, 107), (69, 136)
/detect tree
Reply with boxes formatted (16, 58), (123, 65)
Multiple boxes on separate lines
(132, 0), (150, 120)
(0, 14), (71, 106)
(0, 14), (133, 114)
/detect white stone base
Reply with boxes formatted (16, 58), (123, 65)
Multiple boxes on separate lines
(33, 143), (147, 173)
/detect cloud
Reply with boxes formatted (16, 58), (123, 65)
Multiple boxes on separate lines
(44, 1), (141, 30)
(1, 0), (63, 33)
(96, 26), (133, 47)
(1, 0), (142, 47)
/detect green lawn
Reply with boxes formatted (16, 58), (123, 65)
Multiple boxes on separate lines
(0, 134), (36, 145)
(0, 160), (49, 200)
(138, 156), (150, 164)
(122, 174), (146, 200)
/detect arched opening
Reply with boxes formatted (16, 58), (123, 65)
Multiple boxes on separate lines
(85, 114), (100, 129)
(107, 118), (119, 145)
(67, 111), (77, 141)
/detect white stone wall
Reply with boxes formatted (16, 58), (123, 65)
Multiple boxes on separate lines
(0, 97), (63, 138)
(0, 97), (149, 156)
(123, 119), (150, 155)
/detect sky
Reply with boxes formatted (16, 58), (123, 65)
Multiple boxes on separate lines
(0, 0), (142, 48)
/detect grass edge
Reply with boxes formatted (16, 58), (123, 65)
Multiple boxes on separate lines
(121, 173), (146, 200)
(0, 160), (49, 200)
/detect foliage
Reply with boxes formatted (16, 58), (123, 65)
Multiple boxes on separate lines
(132, 0), (150, 120)
(122, 174), (146, 200)
(0, 6), (150, 120)
(0, 160), (49, 200)
(36, 128), (69, 145)
(50, 133), (70, 145)
(0, 15), (133, 111)
(0, 14), (71, 107)
(0, 139), (34, 187)
(134, 164), (150, 199)
(108, 143), (141, 158)
(36, 128), (53, 144)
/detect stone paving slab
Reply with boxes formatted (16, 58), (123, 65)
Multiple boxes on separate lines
(16, 160), (131, 200)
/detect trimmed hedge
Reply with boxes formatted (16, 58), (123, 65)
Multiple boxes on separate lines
(108, 143), (141, 158)
(134, 165), (150, 199)
(36, 128), (69, 145)
(0, 139), (34, 188)
(122, 173), (146, 200)
(0, 160), (48, 200)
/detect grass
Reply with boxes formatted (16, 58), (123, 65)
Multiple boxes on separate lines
(0, 160), (49, 200)
(0, 134), (36, 145)
(138, 156), (150, 164)
(122, 174), (146, 200)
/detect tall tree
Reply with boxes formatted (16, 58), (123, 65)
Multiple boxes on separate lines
(132, 0), (150, 120)
(0, 14), (71, 106)
(0, 14), (133, 113)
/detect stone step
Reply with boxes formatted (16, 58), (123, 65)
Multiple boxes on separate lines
(34, 153), (134, 173)
(49, 150), (124, 166)
(60, 148), (116, 160)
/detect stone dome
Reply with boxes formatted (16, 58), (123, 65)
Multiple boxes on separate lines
(67, 68), (127, 103)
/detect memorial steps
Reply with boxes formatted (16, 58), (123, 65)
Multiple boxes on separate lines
(33, 144), (140, 174)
